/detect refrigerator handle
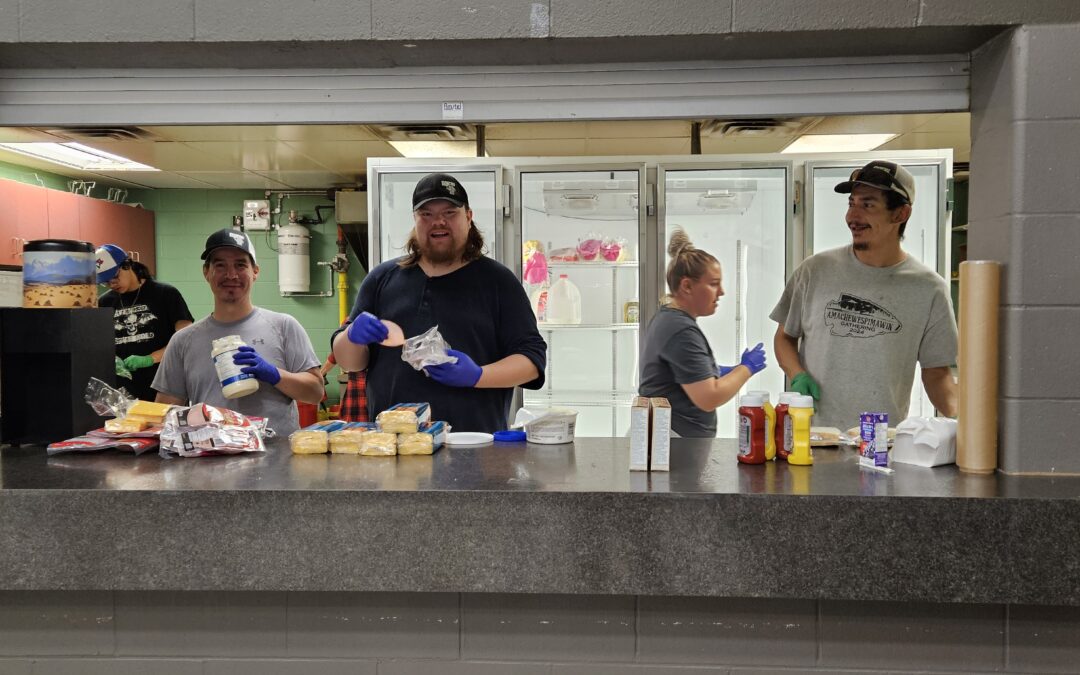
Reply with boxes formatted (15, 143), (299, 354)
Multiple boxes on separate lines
(645, 183), (656, 217)
(502, 183), (512, 218)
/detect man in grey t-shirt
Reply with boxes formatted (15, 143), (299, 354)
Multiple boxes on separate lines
(152, 229), (323, 436)
(771, 160), (958, 428)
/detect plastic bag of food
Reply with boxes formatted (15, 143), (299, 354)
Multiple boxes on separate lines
(548, 247), (578, 262)
(401, 326), (457, 371)
(576, 233), (602, 261)
(47, 435), (159, 456)
(84, 377), (135, 419)
(361, 431), (397, 456)
(159, 403), (266, 458)
(600, 237), (626, 262)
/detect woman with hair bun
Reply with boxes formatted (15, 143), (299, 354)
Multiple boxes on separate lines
(639, 229), (768, 437)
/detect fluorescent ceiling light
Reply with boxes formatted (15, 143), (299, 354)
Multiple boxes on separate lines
(388, 140), (482, 158)
(0, 141), (159, 171)
(781, 133), (897, 154)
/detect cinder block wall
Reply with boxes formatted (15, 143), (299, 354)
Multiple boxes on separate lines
(969, 23), (1080, 474)
(1, 591), (1079, 674)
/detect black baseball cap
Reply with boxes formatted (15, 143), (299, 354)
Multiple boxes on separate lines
(412, 173), (470, 210)
(834, 160), (916, 204)
(201, 228), (257, 265)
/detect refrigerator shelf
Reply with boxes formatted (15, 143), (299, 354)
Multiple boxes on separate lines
(546, 261), (638, 269)
(538, 322), (638, 331)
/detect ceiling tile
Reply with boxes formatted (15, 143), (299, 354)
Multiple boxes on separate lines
(172, 171), (293, 190)
(585, 138), (692, 155)
(289, 140), (401, 172)
(254, 171), (359, 190)
(486, 138), (589, 156)
(485, 122), (589, 140)
(807, 114), (942, 135)
(74, 140), (239, 171)
(699, 135), (795, 154)
(153, 125), (382, 142)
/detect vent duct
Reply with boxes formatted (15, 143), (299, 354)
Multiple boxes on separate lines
(699, 117), (822, 138)
(369, 124), (477, 141)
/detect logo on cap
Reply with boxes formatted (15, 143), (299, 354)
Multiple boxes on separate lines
(229, 232), (247, 247)
(441, 180), (458, 196)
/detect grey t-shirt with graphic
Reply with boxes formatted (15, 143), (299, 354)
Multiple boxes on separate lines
(770, 245), (957, 428)
(640, 306), (718, 438)
(152, 307), (321, 436)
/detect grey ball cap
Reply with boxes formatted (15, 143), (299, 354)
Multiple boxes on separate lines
(201, 228), (257, 265)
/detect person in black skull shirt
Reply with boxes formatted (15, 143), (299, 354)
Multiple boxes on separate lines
(96, 243), (194, 401)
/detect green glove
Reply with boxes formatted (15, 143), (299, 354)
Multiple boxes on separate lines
(791, 372), (821, 401)
(115, 356), (133, 380)
(123, 354), (155, 371)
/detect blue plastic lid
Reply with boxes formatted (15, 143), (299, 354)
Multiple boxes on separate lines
(493, 430), (527, 442)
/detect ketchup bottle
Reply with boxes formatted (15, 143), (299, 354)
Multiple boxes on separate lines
(737, 394), (768, 464)
(775, 392), (795, 461)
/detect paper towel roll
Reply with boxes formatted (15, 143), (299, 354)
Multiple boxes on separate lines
(957, 260), (1000, 474)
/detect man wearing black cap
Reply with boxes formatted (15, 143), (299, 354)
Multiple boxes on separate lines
(152, 228), (324, 435)
(332, 173), (547, 433)
(771, 160), (958, 428)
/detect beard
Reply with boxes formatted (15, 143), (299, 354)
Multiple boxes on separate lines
(853, 242), (869, 251)
(418, 232), (465, 264)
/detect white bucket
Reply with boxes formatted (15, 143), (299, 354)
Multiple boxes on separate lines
(524, 408), (578, 444)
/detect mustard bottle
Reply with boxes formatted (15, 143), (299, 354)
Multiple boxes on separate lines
(749, 390), (776, 461)
(786, 394), (815, 466)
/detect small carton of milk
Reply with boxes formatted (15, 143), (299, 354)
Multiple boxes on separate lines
(649, 397), (672, 472)
(630, 397), (651, 471)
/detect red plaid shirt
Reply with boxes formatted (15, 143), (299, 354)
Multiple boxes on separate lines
(339, 370), (368, 422)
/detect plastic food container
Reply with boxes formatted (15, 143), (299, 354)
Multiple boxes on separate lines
(22, 239), (96, 308)
(523, 408), (578, 445)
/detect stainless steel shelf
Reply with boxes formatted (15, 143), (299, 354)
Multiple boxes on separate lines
(538, 323), (638, 330)
(546, 261), (639, 268)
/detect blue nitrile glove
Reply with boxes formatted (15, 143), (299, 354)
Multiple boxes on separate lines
(790, 371), (821, 400)
(346, 312), (389, 346)
(739, 342), (768, 375)
(716, 364), (735, 377)
(233, 345), (281, 385)
(424, 349), (483, 388)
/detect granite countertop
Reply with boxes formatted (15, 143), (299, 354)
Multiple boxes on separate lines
(1, 437), (1078, 604)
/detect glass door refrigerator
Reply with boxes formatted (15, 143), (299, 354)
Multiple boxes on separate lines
(656, 163), (792, 438)
(368, 165), (504, 267)
(804, 155), (951, 419)
(514, 164), (647, 437)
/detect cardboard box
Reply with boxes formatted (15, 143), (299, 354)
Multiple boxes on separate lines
(630, 396), (651, 471)
(649, 397), (671, 471)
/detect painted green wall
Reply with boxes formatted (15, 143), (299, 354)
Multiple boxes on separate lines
(129, 188), (368, 403)
(0, 158), (79, 192)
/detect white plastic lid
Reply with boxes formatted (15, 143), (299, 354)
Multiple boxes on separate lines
(740, 394), (764, 407)
(777, 392), (796, 405)
(747, 390), (770, 402)
(445, 432), (494, 446)
(791, 395), (815, 409)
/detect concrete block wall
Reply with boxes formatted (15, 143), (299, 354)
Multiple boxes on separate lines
(2, 591), (1080, 674)
(969, 23), (1080, 474)
(2, 0), (1080, 45)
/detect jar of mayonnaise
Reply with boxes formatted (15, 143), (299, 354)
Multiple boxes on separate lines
(211, 335), (259, 399)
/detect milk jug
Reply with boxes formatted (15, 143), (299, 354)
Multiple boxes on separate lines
(546, 274), (582, 324)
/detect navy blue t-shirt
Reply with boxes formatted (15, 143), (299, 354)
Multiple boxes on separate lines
(335, 256), (547, 433)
